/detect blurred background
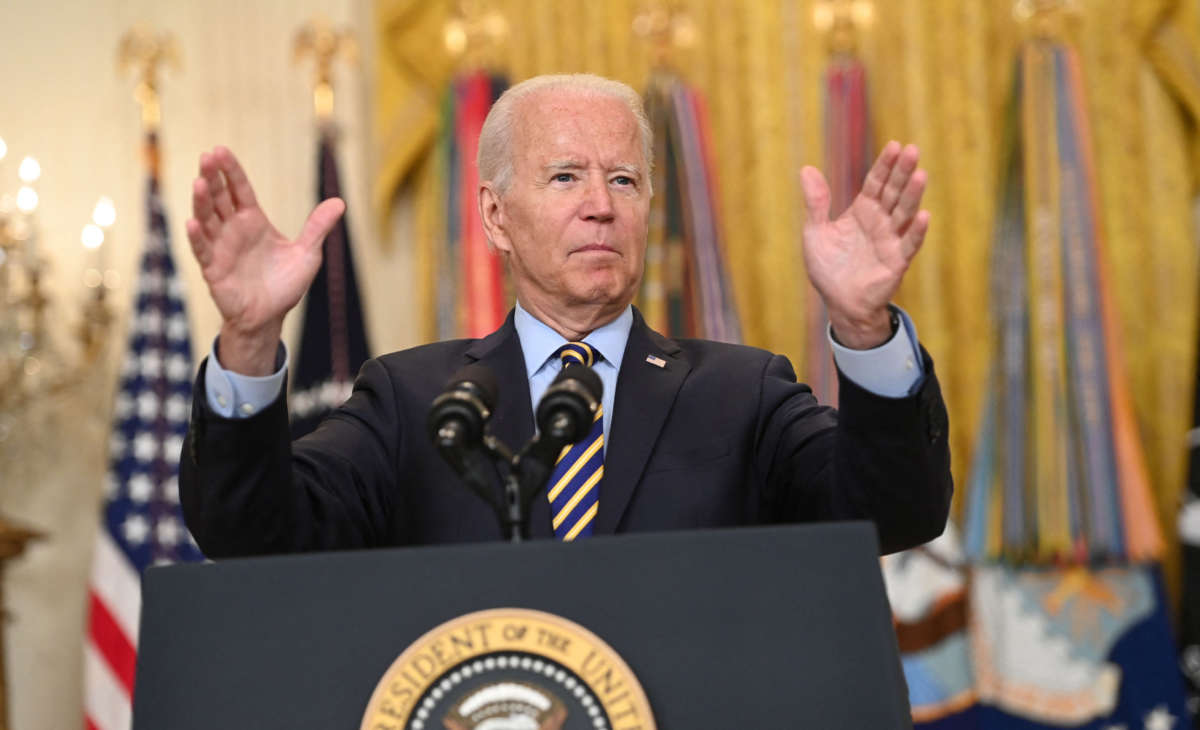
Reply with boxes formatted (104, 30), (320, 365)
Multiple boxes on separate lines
(2, 0), (1200, 728)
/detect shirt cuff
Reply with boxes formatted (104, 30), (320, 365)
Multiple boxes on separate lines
(204, 337), (289, 418)
(828, 306), (924, 398)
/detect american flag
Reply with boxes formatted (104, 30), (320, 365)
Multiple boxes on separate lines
(84, 134), (203, 730)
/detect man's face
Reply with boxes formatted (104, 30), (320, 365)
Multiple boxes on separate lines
(483, 90), (650, 319)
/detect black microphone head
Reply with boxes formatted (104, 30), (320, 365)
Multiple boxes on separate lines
(550, 363), (602, 403)
(428, 363), (499, 450)
(446, 363), (499, 412)
(536, 365), (602, 443)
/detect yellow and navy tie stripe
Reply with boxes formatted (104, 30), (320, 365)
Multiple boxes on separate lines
(547, 342), (603, 541)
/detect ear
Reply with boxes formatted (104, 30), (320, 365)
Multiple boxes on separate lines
(478, 183), (512, 255)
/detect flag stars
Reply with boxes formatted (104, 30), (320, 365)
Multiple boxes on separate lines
(1144, 705), (1176, 730)
(120, 355), (139, 377)
(108, 432), (128, 459)
(165, 394), (189, 424)
(122, 514), (150, 545)
(113, 392), (134, 419)
(166, 313), (188, 342)
(156, 518), (182, 547)
(166, 353), (191, 382)
(164, 435), (183, 466)
(104, 472), (121, 499)
(127, 473), (154, 503)
(138, 309), (164, 336)
(133, 432), (159, 462)
(162, 476), (180, 504)
(139, 270), (165, 297)
(140, 350), (163, 379)
(137, 391), (161, 421)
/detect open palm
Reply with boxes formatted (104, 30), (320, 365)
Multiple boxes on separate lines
(185, 147), (344, 370)
(800, 142), (930, 348)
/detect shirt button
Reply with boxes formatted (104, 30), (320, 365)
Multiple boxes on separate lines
(217, 395), (228, 407)
(239, 403), (254, 415)
(905, 357), (915, 370)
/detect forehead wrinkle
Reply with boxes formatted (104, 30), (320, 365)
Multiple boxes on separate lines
(543, 159), (587, 171)
(513, 91), (647, 179)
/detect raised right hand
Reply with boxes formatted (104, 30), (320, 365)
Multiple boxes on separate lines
(185, 146), (345, 375)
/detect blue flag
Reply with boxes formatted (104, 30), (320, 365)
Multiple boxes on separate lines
(290, 130), (371, 438)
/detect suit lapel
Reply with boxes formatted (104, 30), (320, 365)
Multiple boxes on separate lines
(463, 312), (552, 538)
(596, 311), (689, 534)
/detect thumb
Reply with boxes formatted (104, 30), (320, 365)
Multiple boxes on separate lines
(800, 166), (831, 226)
(297, 197), (347, 250)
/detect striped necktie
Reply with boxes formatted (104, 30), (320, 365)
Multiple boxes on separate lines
(547, 342), (603, 540)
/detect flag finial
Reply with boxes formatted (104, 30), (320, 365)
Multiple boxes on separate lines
(293, 16), (358, 125)
(812, 0), (874, 57)
(633, 3), (697, 71)
(443, 1), (509, 73)
(117, 25), (181, 131)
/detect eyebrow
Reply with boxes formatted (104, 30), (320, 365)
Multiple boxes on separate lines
(542, 160), (643, 177)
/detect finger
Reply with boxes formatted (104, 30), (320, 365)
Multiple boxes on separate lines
(214, 146), (259, 210)
(890, 168), (927, 232)
(200, 149), (235, 220)
(860, 140), (902, 200)
(900, 210), (931, 261)
(185, 218), (212, 267)
(800, 166), (832, 226)
(192, 177), (222, 241)
(296, 197), (347, 251)
(879, 144), (920, 213)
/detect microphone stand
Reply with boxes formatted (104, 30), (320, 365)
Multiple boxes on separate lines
(479, 435), (526, 543)
(436, 366), (600, 544)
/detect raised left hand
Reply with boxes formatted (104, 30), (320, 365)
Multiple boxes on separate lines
(800, 141), (930, 349)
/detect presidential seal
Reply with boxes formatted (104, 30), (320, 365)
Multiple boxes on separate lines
(360, 608), (655, 730)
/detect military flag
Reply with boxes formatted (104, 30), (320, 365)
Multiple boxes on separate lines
(959, 23), (1187, 729)
(433, 70), (509, 340)
(639, 71), (741, 343)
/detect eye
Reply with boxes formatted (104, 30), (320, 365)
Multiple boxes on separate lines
(611, 175), (635, 187)
(551, 172), (575, 183)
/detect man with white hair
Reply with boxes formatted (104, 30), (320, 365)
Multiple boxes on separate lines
(179, 74), (951, 556)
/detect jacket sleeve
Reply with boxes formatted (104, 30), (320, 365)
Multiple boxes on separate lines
(755, 347), (953, 554)
(179, 357), (406, 557)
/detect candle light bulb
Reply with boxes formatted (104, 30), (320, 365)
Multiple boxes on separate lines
(92, 196), (116, 228)
(16, 186), (38, 213)
(82, 224), (104, 250)
(18, 156), (40, 183)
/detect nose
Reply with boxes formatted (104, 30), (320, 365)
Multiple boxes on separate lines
(581, 176), (614, 223)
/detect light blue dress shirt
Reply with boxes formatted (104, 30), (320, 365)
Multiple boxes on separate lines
(205, 304), (924, 423)
(513, 301), (631, 436)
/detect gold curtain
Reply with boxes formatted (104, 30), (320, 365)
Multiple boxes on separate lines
(374, 0), (1200, 591)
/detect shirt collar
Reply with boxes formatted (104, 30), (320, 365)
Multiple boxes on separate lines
(514, 300), (633, 378)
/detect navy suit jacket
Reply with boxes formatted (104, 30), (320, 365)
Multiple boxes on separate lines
(180, 309), (952, 557)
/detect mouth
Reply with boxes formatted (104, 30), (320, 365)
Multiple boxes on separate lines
(571, 243), (619, 256)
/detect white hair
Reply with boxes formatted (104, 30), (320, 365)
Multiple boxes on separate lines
(476, 73), (654, 194)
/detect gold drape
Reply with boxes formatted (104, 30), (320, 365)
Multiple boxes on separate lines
(374, 0), (1200, 592)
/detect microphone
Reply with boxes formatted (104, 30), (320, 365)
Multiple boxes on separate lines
(536, 365), (602, 446)
(516, 365), (603, 504)
(427, 364), (499, 454)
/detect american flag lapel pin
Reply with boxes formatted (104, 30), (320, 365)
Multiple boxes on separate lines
(645, 354), (667, 368)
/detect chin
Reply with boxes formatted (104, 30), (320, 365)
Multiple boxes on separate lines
(566, 278), (629, 309)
